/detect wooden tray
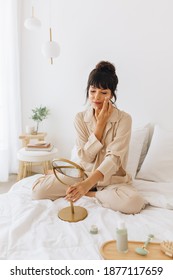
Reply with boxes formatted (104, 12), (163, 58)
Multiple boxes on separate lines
(100, 240), (171, 260)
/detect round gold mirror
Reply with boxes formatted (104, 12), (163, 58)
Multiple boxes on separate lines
(52, 158), (88, 222)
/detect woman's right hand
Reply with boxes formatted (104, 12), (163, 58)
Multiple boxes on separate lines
(65, 180), (92, 202)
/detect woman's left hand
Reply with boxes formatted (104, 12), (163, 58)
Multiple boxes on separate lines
(95, 97), (113, 125)
(65, 180), (91, 202)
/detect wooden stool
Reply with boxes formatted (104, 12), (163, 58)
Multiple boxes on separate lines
(17, 147), (58, 181)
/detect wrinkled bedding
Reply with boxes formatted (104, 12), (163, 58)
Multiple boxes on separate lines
(0, 174), (173, 260)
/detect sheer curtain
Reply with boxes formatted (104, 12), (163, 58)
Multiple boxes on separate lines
(0, 0), (22, 181)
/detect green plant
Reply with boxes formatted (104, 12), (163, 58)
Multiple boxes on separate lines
(31, 105), (50, 133)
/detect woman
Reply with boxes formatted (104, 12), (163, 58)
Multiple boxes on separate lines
(66, 61), (146, 214)
(32, 61), (146, 214)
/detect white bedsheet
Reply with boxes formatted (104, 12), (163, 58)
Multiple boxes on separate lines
(133, 179), (173, 209)
(0, 174), (173, 260)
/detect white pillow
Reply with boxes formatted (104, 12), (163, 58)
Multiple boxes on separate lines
(136, 125), (173, 182)
(71, 145), (79, 163)
(126, 126), (150, 178)
(137, 123), (151, 172)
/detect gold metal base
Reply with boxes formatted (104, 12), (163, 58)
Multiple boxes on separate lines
(58, 205), (88, 222)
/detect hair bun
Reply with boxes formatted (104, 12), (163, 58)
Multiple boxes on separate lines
(95, 61), (116, 75)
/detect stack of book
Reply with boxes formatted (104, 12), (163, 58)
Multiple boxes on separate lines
(25, 141), (54, 151)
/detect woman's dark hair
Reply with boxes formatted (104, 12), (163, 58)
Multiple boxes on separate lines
(86, 61), (118, 103)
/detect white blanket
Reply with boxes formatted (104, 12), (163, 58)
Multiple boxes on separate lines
(0, 175), (173, 260)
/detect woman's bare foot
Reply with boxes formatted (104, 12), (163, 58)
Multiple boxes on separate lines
(85, 191), (96, 197)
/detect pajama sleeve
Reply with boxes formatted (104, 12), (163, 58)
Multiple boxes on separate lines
(74, 112), (103, 163)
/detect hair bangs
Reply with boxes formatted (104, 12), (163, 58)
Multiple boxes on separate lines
(89, 72), (112, 90)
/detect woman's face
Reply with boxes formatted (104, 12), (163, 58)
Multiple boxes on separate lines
(88, 85), (112, 110)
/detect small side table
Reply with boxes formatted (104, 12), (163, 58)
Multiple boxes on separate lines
(19, 132), (47, 147)
(17, 132), (57, 181)
(17, 147), (58, 181)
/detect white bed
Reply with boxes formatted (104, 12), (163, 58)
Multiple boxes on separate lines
(0, 124), (173, 260)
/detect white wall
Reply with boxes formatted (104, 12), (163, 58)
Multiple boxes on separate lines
(21, 0), (173, 158)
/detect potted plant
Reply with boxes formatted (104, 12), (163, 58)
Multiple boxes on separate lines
(31, 105), (50, 134)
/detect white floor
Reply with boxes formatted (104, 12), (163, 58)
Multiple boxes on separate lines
(0, 174), (17, 194)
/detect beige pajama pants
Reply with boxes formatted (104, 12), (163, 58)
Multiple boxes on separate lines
(95, 184), (147, 214)
(32, 175), (147, 214)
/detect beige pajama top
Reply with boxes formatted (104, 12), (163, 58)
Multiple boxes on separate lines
(74, 106), (132, 188)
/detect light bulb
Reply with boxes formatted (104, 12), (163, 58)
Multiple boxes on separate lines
(41, 41), (60, 58)
(24, 17), (41, 30)
(42, 28), (60, 64)
(24, 6), (41, 31)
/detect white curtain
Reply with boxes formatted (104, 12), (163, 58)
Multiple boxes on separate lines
(0, 0), (21, 181)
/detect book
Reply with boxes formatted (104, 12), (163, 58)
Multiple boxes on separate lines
(26, 142), (51, 149)
(25, 144), (54, 152)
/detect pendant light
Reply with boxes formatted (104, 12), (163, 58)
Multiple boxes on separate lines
(41, 28), (60, 64)
(24, 6), (41, 30)
(41, 0), (60, 64)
